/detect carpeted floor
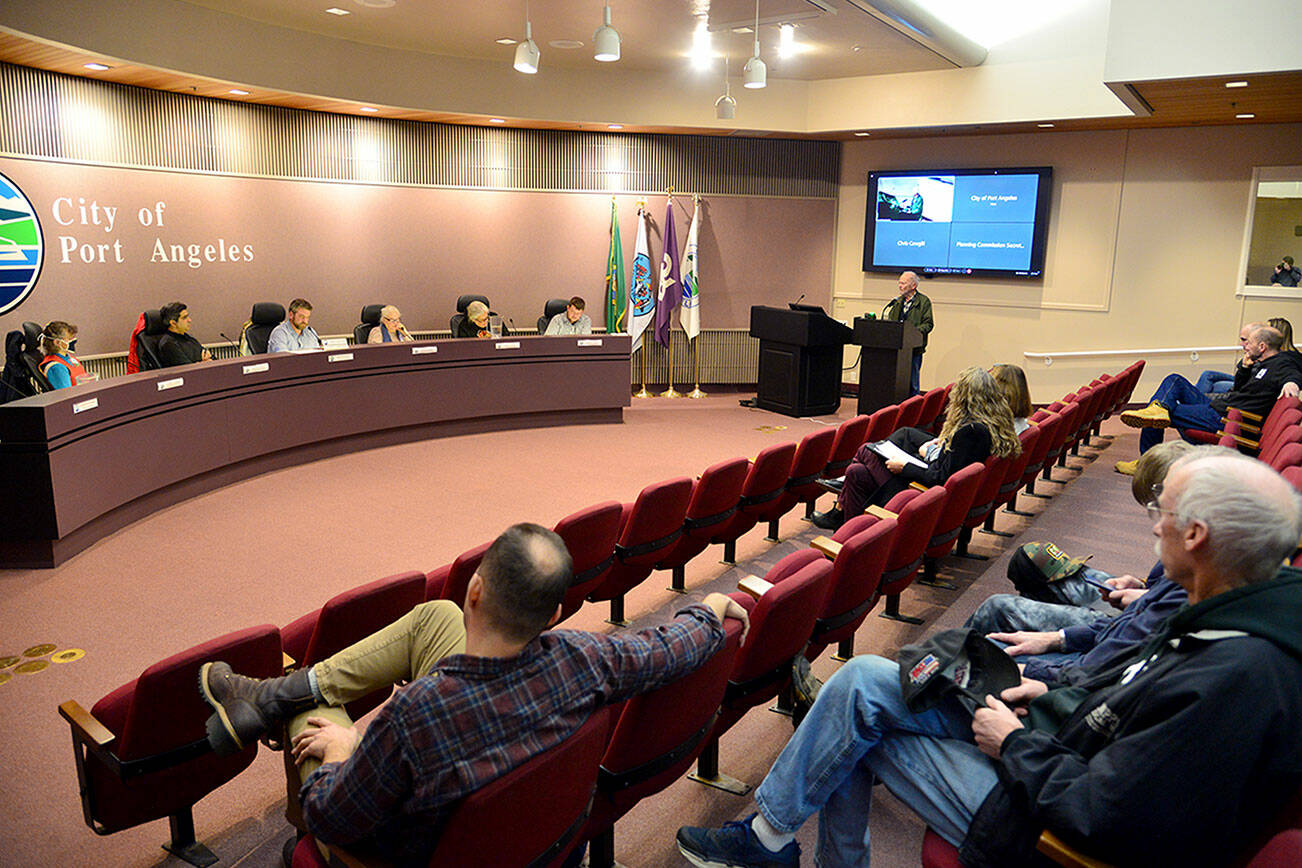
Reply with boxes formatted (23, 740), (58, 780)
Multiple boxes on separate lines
(0, 393), (1157, 867)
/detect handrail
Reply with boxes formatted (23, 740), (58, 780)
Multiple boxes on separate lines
(1024, 346), (1237, 366)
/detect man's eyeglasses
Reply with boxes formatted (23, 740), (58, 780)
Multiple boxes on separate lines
(1144, 483), (1178, 522)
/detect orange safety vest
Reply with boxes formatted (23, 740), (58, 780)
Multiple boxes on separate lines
(40, 353), (90, 386)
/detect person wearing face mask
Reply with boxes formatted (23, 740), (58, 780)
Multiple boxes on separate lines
(38, 321), (93, 389)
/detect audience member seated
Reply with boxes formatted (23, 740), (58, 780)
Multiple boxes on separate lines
(1271, 315), (1301, 359)
(38, 321), (93, 389)
(966, 441), (1194, 688)
(268, 298), (322, 352)
(677, 451), (1302, 868)
(456, 300), (510, 339)
(1193, 322), (1258, 396)
(198, 523), (746, 867)
(991, 363), (1032, 434)
(366, 305), (414, 343)
(1117, 324), (1301, 474)
(812, 366), (1020, 530)
(544, 296), (593, 335)
(157, 301), (211, 367)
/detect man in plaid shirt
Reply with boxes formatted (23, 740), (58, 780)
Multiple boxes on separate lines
(200, 522), (747, 866)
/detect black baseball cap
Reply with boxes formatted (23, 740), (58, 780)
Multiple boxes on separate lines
(898, 628), (1023, 715)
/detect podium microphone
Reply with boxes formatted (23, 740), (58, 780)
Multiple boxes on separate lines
(792, 293), (805, 307)
(219, 332), (241, 353)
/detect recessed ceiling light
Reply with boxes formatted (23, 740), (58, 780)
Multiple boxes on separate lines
(549, 39), (584, 50)
(1037, 123), (1055, 128)
(489, 118), (506, 124)
(608, 124), (623, 130)
(84, 63), (110, 71)
(229, 88), (250, 95)
(1237, 113), (1256, 119)
(325, 7), (350, 15)
(353, 0), (395, 7)
(495, 37), (518, 45)
(733, 26), (753, 34)
(360, 106), (378, 112)
(1225, 81), (1248, 88)
(853, 131), (870, 137)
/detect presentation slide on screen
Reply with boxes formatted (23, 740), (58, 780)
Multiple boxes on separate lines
(873, 173), (1041, 273)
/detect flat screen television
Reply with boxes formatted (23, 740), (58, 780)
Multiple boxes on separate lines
(862, 167), (1052, 279)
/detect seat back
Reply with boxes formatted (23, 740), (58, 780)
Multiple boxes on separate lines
(924, 461), (986, 559)
(537, 297), (569, 333)
(77, 624), (282, 834)
(1261, 426), (1302, 468)
(964, 454), (1007, 530)
(917, 386), (947, 431)
(1043, 401), (1080, 467)
(825, 415), (871, 477)
(994, 425), (1040, 510)
(808, 517), (897, 652)
(718, 553), (833, 722)
(656, 457), (751, 571)
(863, 404), (902, 443)
(1020, 412), (1062, 484)
(2, 328), (46, 401)
(737, 441), (797, 519)
(592, 619), (743, 820)
(353, 304), (384, 344)
(586, 477), (694, 603)
(135, 309), (167, 371)
(282, 571), (426, 718)
(771, 429), (837, 519)
(1268, 441), (1302, 474)
(425, 707), (614, 868)
(451, 293), (491, 333)
(895, 394), (926, 430)
(241, 301), (285, 355)
(435, 540), (493, 607)
(877, 484), (948, 595)
(554, 500), (624, 621)
(1247, 829), (1302, 868)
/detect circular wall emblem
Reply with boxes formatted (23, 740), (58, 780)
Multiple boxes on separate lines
(0, 171), (43, 316)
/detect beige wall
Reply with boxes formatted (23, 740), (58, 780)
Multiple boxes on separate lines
(830, 123), (1302, 404)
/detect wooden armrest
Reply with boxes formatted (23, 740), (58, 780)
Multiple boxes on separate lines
(865, 504), (899, 520)
(283, 651), (298, 673)
(1226, 419), (1261, 435)
(1235, 409), (1264, 423)
(1036, 830), (1117, 868)
(58, 699), (115, 747)
(810, 535), (841, 559)
(909, 481), (929, 492)
(1217, 431), (1261, 451)
(737, 574), (773, 600)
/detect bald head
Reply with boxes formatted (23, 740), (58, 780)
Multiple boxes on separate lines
(477, 523), (573, 641)
(1167, 452), (1301, 586)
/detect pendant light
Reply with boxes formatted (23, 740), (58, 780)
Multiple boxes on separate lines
(513, 2), (540, 74)
(715, 57), (736, 119)
(593, 1), (620, 62)
(742, 0), (766, 89)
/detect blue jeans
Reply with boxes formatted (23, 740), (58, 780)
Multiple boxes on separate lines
(1195, 370), (1234, 394)
(753, 656), (999, 867)
(910, 352), (923, 396)
(1140, 374), (1222, 453)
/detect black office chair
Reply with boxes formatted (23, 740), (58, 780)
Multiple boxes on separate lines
(135, 310), (167, 371)
(450, 294), (490, 335)
(353, 304), (384, 345)
(1, 327), (51, 402)
(537, 298), (569, 334)
(238, 302), (285, 355)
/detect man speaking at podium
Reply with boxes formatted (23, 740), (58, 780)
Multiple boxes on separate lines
(882, 271), (933, 396)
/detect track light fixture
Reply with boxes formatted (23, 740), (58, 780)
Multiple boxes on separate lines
(716, 57), (736, 119)
(593, 2), (620, 62)
(743, 0), (766, 89)
(513, 3), (540, 74)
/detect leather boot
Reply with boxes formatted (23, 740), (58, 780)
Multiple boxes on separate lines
(810, 507), (843, 530)
(199, 662), (318, 756)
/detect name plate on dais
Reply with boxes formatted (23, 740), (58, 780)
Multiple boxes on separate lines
(411, 346), (438, 355)
(157, 378), (184, 391)
(495, 341), (521, 350)
(243, 362), (270, 374)
(72, 398), (99, 414)
(328, 353), (354, 363)
(577, 339), (603, 347)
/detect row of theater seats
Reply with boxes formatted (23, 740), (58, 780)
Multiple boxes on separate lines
(55, 362), (1149, 868)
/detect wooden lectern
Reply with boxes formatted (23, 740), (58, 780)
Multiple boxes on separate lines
(749, 305), (852, 417)
(853, 317), (923, 415)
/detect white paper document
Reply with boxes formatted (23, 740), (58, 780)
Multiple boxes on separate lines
(866, 439), (928, 469)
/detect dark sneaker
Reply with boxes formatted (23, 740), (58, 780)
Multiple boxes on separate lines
(676, 815), (800, 868)
(810, 507), (843, 531)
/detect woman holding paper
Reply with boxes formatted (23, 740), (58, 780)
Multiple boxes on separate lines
(812, 366), (1020, 530)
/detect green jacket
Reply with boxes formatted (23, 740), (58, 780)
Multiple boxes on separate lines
(882, 291), (933, 353)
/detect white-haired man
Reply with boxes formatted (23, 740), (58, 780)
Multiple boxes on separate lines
(677, 452), (1302, 868)
(881, 271), (933, 396)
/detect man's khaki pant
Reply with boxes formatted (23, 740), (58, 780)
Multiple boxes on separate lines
(283, 600), (467, 828)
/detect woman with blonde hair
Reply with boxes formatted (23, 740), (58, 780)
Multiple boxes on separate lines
(1268, 317), (1297, 353)
(992, 363), (1033, 433)
(812, 366), (1020, 529)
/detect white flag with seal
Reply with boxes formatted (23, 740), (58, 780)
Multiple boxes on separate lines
(628, 204), (655, 352)
(680, 199), (700, 339)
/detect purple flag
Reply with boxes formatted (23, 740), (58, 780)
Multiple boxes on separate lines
(654, 199), (681, 348)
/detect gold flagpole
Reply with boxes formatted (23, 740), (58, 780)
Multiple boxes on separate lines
(660, 186), (681, 398)
(688, 336), (707, 398)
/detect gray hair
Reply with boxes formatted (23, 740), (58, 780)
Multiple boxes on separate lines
(466, 300), (488, 321)
(1169, 450), (1301, 585)
(900, 271), (919, 289)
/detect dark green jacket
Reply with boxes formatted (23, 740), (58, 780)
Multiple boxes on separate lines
(882, 291), (933, 354)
